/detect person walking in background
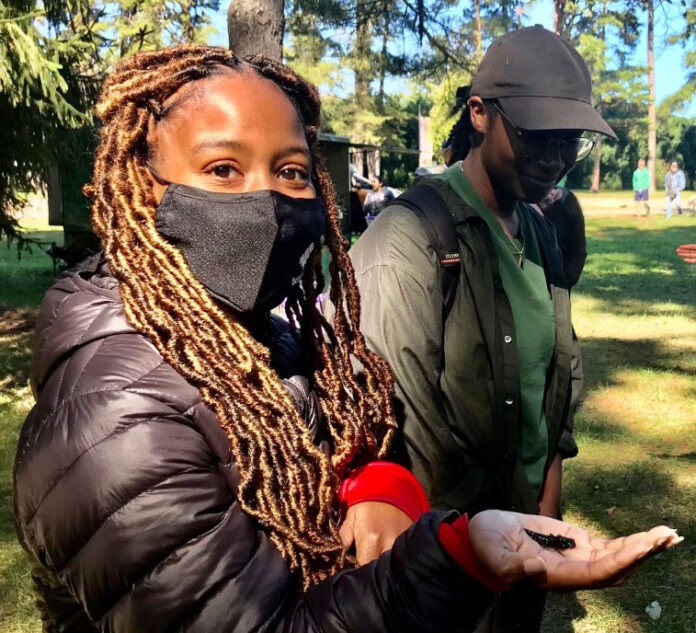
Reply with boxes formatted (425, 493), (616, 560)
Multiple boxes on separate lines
(363, 175), (396, 217)
(665, 161), (685, 218)
(632, 158), (650, 216)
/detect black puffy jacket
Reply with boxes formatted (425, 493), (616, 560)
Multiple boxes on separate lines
(13, 256), (492, 633)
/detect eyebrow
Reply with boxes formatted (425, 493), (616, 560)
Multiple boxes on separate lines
(271, 146), (312, 164)
(191, 139), (247, 154)
(190, 140), (311, 163)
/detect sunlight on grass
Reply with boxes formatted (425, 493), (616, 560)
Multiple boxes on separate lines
(543, 216), (696, 633)
(585, 370), (696, 434)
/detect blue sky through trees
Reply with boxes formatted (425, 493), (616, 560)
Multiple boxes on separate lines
(208, 0), (693, 113)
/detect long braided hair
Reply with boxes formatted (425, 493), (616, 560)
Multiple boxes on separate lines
(86, 44), (397, 589)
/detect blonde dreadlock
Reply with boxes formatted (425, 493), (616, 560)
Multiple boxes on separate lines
(86, 44), (398, 589)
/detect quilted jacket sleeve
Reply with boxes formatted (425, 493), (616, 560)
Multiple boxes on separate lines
(14, 343), (492, 633)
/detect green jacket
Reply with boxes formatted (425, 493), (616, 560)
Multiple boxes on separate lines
(633, 168), (650, 191)
(349, 177), (580, 515)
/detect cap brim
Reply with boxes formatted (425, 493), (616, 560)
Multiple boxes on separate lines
(497, 96), (617, 139)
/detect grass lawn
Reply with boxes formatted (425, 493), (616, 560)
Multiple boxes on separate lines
(0, 213), (695, 631)
(575, 190), (696, 216)
(543, 214), (696, 633)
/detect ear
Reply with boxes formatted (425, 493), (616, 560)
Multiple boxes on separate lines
(467, 96), (490, 134)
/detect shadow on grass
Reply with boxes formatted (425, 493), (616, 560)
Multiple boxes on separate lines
(0, 230), (62, 310)
(0, 269), (56, 312)
(579, 337), (696, 389)
(577, 224), (696, 318)
(0, 310), (35, 391)
(575, 416), (641, 443)
(542, 593), (586, 633)
(564, 462), (677, 521)
(1, 401), (24, 547)
(651, 451), (696, 462)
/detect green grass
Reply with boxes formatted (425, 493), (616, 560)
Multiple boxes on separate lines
(0, 219), (54, 631)
(574, 190), (696, 216)
(543, 215), (696, 633)
(0, 218), (62, 310)
(574, 190), (696, 199)
(1, 216), (695, 631)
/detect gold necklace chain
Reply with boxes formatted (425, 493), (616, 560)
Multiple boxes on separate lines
(501, 219), (525, 268)
(507, 235), (525, 268)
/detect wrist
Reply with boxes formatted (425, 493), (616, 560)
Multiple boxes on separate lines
(339, 461), (430, 522)
(438, 515), (509, 594)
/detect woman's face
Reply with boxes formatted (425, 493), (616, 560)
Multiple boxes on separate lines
(148, 70), (316, 203)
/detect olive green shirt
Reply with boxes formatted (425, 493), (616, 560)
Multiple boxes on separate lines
(436, 165), (554, 493)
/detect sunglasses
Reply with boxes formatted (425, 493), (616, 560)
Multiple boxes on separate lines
(490, 102), (596, 164)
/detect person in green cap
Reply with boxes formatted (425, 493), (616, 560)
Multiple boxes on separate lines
(633, 158), (651, 216)
(346, 25), (616, 632)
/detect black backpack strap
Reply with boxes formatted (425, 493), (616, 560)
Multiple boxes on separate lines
(388, 184), (461, 317)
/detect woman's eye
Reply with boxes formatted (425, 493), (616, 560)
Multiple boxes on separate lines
(208, 163), (240, 179)
(278, 167), (309, 183)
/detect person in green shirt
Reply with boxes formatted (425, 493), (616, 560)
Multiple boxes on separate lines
(633, 158), (651, 216)
(347, 26), (616, 632)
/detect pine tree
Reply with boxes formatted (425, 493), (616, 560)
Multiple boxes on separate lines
(2, 0), (219, 253)
(0, 0), (89, 249)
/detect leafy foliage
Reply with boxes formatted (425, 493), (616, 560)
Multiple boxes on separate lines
(1, 0), (219, 253)
(288, 0), (695, 191)
(0, 1), (92, 250)
(284, 0), (518, 183)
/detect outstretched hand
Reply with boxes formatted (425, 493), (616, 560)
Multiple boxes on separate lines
(676, 244), (696, 264)
(469, 510), (682, 591)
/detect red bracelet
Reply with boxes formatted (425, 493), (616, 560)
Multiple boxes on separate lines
(339, 461), (430, 522)
(438, 515), (509, 593)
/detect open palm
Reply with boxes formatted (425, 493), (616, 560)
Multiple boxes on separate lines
(469, 510), (682, 591)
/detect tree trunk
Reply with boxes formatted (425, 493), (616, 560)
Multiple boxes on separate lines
(647, 0), (657, 193)
(366, 150), (380, 180)
(354, 1), (372, 110)
(227, 0), (284, 60)
(591, 134), (602, 192)
(553, 0), (565, 37)
(353, 151), (366, 178)
(474, 0), (482, 55)
(377, 14), (389, 109)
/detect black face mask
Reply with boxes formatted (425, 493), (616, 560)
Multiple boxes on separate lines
(154, 182), (326, 314)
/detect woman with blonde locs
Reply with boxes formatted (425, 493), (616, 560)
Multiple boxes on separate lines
(88, 45), (399, 588)
(14, 44), (680, 633)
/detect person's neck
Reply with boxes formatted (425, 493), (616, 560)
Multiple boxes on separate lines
(460, 153), (517, 219)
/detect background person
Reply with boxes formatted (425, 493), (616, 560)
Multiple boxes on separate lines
(632, 158), (650, 216)
(665, 160), (685, 218)
(363, 175), (396, 217)
(537, 186), (587, 289)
